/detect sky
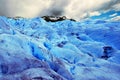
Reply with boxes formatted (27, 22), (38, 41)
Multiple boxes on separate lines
(0, 0), (120, 21)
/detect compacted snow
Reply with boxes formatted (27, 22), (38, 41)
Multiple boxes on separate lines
(0, 16), (120, 80)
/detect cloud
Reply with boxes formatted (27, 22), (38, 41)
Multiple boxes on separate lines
(89, 11), (101, 17)
(39, 0), (69, 16)
(109, 13), (117, 17)
(64, 0), (120, 20)
(110, 16), (120, 21)
(112, 3), (120, 11)
(0, 0), (120, 20)
(0, 0), (52, 17)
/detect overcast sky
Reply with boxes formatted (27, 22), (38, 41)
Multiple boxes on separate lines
(0, 0), (120, 21)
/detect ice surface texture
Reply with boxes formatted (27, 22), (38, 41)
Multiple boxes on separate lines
(0, 16), (120, 80)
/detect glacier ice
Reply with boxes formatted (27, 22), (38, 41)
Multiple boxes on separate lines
(0, 16), (120, 80)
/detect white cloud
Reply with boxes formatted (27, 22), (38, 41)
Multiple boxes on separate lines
(64, 0), (119, 20)
(111, 16), (120, 21)
(89, 11), (101, 17)
(109, 13), (117, 17)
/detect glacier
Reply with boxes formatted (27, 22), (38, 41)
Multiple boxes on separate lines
(0, 16), (120, 80)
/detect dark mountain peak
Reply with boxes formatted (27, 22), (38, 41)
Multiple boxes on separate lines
(42, 16), (76, 22)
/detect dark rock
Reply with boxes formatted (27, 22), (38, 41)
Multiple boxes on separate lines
(103, 46), (113, 53)
(57, 41), (67, 48)
(101, 46), (113, 59)
(42, 16), (76, 22)
(101, 55), (109, 60)
(42, 16), (66, 22)
(69, 19), (76, 21)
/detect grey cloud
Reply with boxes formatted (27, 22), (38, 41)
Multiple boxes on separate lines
(0, 0), (23, 17)
(0, 0), (69, 17)
(97, 0), (120, 11)
(0, 0), (9, 17)
(39, 0), (69, 17)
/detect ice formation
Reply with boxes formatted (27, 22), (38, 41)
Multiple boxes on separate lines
(0, 16), (120, 80)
